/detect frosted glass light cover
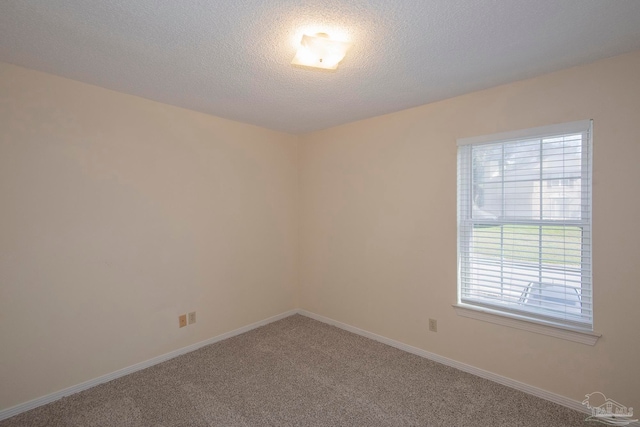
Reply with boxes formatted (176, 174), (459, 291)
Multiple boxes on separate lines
(291, 33), (351, 70)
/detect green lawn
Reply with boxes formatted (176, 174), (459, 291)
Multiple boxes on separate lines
(472, 225), (583, 266)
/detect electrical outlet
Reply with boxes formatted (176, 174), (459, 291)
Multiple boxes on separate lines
(188, 311), (196, 325)
(429, 318), (438, 332)
(179, 314), (187, 328)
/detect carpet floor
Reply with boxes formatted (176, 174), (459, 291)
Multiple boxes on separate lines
(1, 314), (590, 426)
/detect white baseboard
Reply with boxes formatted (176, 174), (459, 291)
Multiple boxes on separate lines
(298, 309), (638, 424)
(0, 309), (298, 422)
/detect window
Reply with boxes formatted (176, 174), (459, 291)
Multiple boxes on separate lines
(456, 120), (593, 335)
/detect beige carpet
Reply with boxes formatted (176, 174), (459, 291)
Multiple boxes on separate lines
(1, 314), (589, 426)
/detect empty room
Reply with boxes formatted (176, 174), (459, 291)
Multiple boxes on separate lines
(1, 1), (640, 426)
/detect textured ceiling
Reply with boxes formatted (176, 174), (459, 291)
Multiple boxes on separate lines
(2, 1), (640, 134)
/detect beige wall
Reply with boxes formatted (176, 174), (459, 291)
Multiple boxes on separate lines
(299, 51), (640, 406)
(0, 63), (298, 409)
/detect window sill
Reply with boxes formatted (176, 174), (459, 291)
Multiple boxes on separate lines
(452, 304), (601, 345)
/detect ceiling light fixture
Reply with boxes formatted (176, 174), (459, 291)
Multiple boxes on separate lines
(291, 33), (352, 71)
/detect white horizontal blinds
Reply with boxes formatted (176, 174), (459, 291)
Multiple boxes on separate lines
(457, 121), (592, 330)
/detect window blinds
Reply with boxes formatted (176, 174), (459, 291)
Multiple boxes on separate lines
(457, 120), (593, 330)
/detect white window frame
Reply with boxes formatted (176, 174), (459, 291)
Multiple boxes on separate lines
(454, 120), (600, 345)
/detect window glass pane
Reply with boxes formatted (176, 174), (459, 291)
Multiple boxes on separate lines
(471, 224), (501, 259)
(472, 182), (501, 219)
(503, 181), (540, 220)
(504, 139), (540, 181)
(472, 145), (502, 184)
(542, 134), (582, 180)
(542, 179), (582, 220)
(501, 225), (540, 263)
(540, 226), (582, 266)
